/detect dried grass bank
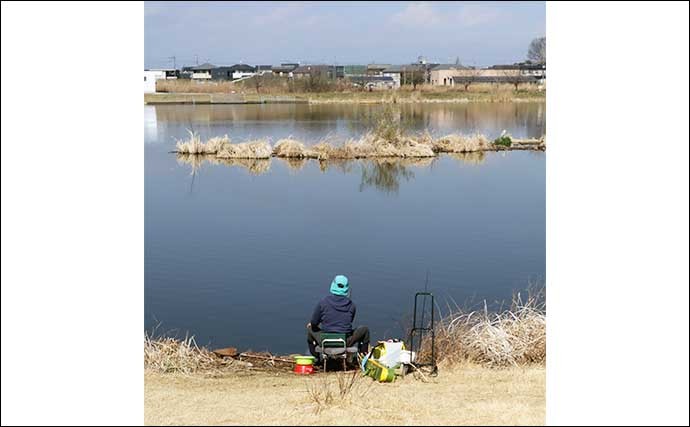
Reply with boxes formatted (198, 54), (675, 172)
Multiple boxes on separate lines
(174, 130), (544, 162)
(420, 289), (546, 367)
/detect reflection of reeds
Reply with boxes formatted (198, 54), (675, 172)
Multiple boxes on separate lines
(317, 159), (355, 173)
(359, 159), (416, 194)
(449, 151), (486, 165)
(282, 157), (308, 171)
(176, 154), (271, 175)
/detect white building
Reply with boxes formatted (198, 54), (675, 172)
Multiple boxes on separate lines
(144, 70), (166, 93)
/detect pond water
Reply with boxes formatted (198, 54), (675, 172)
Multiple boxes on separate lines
(144, 102), (545, 354)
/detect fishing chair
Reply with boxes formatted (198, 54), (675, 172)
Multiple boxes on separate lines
(314, 333), (359, 372)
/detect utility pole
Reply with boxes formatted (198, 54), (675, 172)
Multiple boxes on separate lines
(195, 54), (198, 66)
(168, 56), (176, 70)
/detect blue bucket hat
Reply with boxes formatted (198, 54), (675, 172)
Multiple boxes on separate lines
(330, 275), (350, 297)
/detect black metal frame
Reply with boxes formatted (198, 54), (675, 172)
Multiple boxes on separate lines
(408, 292), (438, 375)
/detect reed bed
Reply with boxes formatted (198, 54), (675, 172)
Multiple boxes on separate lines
(273, 138), (320, 159)
(172, 131), (544, 165)
(216, 140), (272, 159)
(144, 334), (233, 375)
(420, 289), (546, 367)
(427, 134), (492, 153)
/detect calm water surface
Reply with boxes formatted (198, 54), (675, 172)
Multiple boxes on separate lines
(145, 103), (545, 353)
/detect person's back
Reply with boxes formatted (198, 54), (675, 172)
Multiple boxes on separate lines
(306, 275), (370, 361)
(311, 294), (355, 334)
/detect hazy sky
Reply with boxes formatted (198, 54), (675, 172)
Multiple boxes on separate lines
(145, 1), (545, 69)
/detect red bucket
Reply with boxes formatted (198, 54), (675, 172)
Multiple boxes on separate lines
(294, 364), (314, 375)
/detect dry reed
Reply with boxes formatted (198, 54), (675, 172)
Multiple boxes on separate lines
(305, 370), (372, 414)
(273, 138), (320, 158)
(173, 131), (544, 163)
(144, 334), (235, 375)
(421, 288), (546, 367)
(427, 134), (492, 153)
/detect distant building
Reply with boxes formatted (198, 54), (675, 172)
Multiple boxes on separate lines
(222, 64), (256, 80)
(271, 63), (298, 76)
(256, 65), (273, 75)
(366, 64), (391, 76)
(144, 70), (166, 93)
(343, 65), (366, 76)
(429, 64), (470, 86)
(348, 75), (397, 90)
(452, 75), (542, 85)
(147, 68), (179, 79)
(489, 62), (546, 79)
(181, 64), (257, 80)
(292, 65), (344, 79)
(429, 62), (546, 86)
(384, 63), (436, 86)
(185, 63), (216, 79)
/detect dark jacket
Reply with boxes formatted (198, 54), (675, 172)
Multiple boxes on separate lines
(310, 295), (356, 334)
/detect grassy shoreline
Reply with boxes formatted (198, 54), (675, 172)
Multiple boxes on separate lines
(146, 80), (545, 105)
(145, 91), (545, 105)
(144, 291), (545, 424)
(145, 365), (545, 425)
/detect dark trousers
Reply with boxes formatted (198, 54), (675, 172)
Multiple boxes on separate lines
(307, 325), (370, 359)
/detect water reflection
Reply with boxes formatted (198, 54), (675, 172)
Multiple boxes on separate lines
(176, 154), (271, 175)
(174, 153), (502, 195)
(359, 159), (416, 195)
(449, 151), (486, 165)
(147, 102), (545, 145)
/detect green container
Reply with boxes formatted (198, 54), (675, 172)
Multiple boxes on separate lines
(293, 355), (316, 366)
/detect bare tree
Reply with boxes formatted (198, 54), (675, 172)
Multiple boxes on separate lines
(254, 72), (263, 94)
(527, 37), (546, 63)
(502, 70), (524, 91)
(457, 67), (481, 91)
(405, 68), (426, 90)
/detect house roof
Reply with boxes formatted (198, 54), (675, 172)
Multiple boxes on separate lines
(453, 75), (543, 83)
(489, 62), (545, 70)
(383, 64), (428, 73)
(349, 75), (394, 83)
(367, 64), (391, 70)
(190, 63), (217, 71)
(293, 65), (339, 74)
(272, 65), (296, 72)
(227, 64), (256, 72)
(431, 64), (470, 71)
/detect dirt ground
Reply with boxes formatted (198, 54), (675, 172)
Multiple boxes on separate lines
(144, 363), (545, 425)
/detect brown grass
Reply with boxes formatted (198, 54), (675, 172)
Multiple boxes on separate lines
(157, 79), (240, 94)
(422, 289), (546, 368)
(428, 134), (493, 153)
(273, 138), (320, 159)
(174, 128), (544, 162)
(145, 364), (545, 425)
(157, 78), (544, 101)
(175, 132), (271, 159)
(143, 334), (236, 375)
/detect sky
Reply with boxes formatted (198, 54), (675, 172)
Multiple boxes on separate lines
(145, 1), (545, 69)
